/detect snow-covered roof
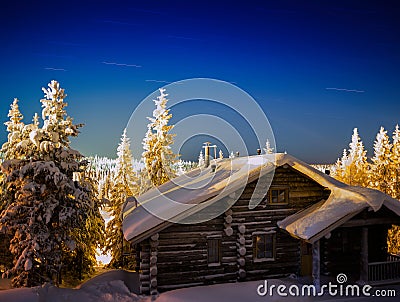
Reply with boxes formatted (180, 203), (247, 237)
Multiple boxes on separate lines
(123, 155), (275, 243)
(276, 155), (400, 243)
(122, 153), (400, 244)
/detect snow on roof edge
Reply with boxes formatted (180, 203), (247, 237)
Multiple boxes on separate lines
(123, 153), (400, 244)
(276, 154), (400, 242)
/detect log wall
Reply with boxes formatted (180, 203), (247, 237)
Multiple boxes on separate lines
(137, 165), (330, 291)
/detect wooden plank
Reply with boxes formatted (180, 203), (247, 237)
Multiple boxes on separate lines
(312, 240), (320, 291)
(342, 217), (400, 227)
(360, 227), (368, 282)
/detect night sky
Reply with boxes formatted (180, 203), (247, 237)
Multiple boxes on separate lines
(1, 1), (399, 163)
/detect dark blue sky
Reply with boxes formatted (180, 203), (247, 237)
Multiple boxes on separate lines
(1, 1), (399, 163)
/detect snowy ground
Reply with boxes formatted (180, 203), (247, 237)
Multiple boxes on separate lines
(0, 270), (141, 302)
(146, 279), (400, 302)
(0, 272), (398, 302)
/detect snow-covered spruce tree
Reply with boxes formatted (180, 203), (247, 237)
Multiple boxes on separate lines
(333, 149), (348, 182)
(1, 98), (26, 161)
(85, 155), (118, 201)
(387, 125), (400, 256)
(176, 159), (185, 176)
(0, 99), (25, 272)
(63, 171), (105, 282)
(105, 128), (138, 268)
(0, 81), (104, 287)
(141, 88), (177, 188)
(198, 150), (205, 167)
(345, 128), (368, 186)
(391, 125), (400, 199)
(369, 127), (392, 194)
(332, 129), (368, 186)
(263, 139), (274, 154)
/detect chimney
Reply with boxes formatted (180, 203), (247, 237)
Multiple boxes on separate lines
(203, 142), (211, 168)
(257, 149), (261, 155)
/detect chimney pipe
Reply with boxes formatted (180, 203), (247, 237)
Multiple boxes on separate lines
(203, 142), (211, 167)
(257, 149), (261, 155)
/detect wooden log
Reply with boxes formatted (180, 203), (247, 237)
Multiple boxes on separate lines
(239, 247), (246, 256)
(237, 257), (245, 266)
(151, 233), (159, 241)
(225, 227), (233, 236)
(140, 286), (150, 294)
(225, 209), (233, 216)
(238, 236), (246, 245)
(156, 264), (209, 274)
(221, 256), (237, 262)
(238, 268), (246, 279)
(150, 240), (159, 248)
(360, 227), (368, 282)
(150, 255), (157, 265)
(238, 225), (246, 234)
(158, 230), (222, 238)
(150, 266), (158, 276)
(158, 253), (207, 263)
(140, 251), (150, 259)
(312, 240), (320, 291)
(150, 277), (158, 288)
(139, 274), (149, 281)
(225, 215), (233, 224)
(140, 263), (150, 270)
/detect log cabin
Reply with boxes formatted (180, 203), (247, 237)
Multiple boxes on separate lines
(122, 153), (400, 295)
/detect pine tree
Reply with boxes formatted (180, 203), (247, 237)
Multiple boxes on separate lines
(369, 127), (392, 194)
(1, 98), (26, 160)
(388, 125), (400, 256)
(142, 88), (177, 188)
(198, 150), (205, 167)
(105, 129), (137, 269)
(334, 149), (348, 183)
(263, 139), (274, 154)
(333, 156), (343, 180)
(332, 129), (368, 186)
(176, 159), (186, 176)
(346, 128), (368, 186)
(391, 125), (400, 199)
(5, 98), (24, 132)
(0, 81), (105, 287)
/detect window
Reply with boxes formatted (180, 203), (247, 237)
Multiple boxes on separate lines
(253, 233), (275, 260)
(207, 239), (221, 264)
(269, 188), (288, 204)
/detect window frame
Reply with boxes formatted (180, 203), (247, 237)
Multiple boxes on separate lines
(207, 237), (222, 266)
(252, 231), (276, 262)
(268, 187), (289, 205)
